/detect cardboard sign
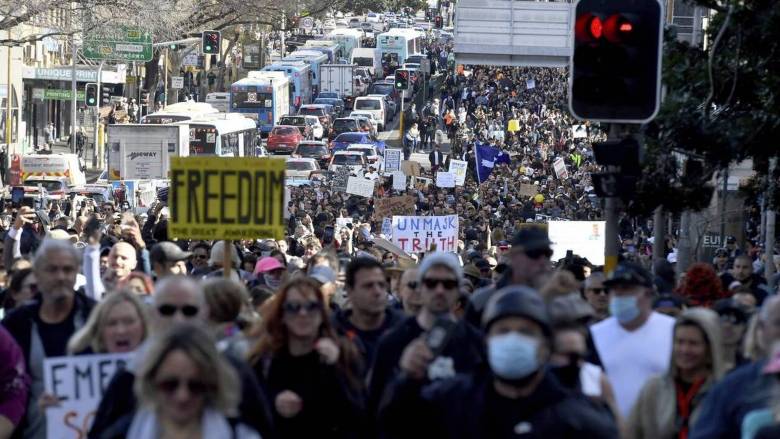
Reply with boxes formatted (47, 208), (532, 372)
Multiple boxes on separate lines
(374, 195), (416, 220)
(401, 160), (421, 177)
(548, 221), (606, 265)
(448, 159), (468, 186)
(44, 353), (132, 439)
(519, 183), (537, 197)
(168, 157), (286, 240)
(436, 171), (455, 188)
(392, 171), (406, 191)
(332, 166), (351, 192)
(346, 177), (375, 198)
(391, 215), (459, 253)
(385, 149), (402, 172)
(553, 157), (569, 180)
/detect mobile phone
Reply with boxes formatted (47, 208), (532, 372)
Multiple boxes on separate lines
(323, 226), (335, 244)
(11, 187), (23, 207)
(425, 318), (457, 357)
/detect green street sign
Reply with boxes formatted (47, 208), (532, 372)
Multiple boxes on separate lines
(84, 28), (153, 62)
(41, 89), (86, 101)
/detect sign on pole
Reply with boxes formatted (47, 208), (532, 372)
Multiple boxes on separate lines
(171, 76), (184, 89)
(346, 177), (375, 198)
(168, 157), (286, 240)
(436, 171), (455, 188)
(448, 159), (467, 186)
(44, 353), (132, 439)
(391, 215), (459, 253)
(384, 149), (402, 172)
(300, 16), (315, 30)
(83, 28), (153, 62)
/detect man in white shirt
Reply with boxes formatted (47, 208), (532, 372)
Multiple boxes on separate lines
(589, 262), (675, 418)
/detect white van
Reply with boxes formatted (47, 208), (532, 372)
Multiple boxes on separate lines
(20, 154), (86, 187)
(353, 96), (387, 131)
(351, 48), (382, 79)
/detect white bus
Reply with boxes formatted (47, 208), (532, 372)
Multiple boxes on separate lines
(141, 102), (220, 124)
(377, 29), (425, 67)
(184, 114), (259, 157)
(326, 28), (364, 60)
(206, 92), (230, 112)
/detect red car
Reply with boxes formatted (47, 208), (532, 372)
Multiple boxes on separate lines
(266, 125), (303, 154)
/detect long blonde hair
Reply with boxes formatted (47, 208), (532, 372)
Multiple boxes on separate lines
(67, 290), (150, 354)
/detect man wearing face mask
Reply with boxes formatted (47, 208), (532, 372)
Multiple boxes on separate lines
(379, 286), (618, 438)
(589, 262), (675, 419)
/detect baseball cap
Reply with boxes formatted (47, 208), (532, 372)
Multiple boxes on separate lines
(603, 262), (654, 289)
(511, 226), (552, 251)
(482, 285), (551, 335)
(713, 298), (748, 324)
(255, 256), (285, 274)
(150, 241), (192, 264)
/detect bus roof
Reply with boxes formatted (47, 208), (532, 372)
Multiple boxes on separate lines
(285, 50), (329, 61)
(327, 28), (364, 38)
(263, 62), (311, 73)
(186, 117), (257, 132)
(238, 71), (290, 85)
(153, 102), (220, 115)
(378, 28), (425, 39)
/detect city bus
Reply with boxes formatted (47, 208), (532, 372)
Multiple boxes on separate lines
(326, 28), (364, 60)
(283, 50), (329, 95)
(302, 40), (344, 63)
(141, 102), (220, 124)
(185, 114), (259, 157)
(229, 71), (290, 135)
(261, 61), (313, 114)
(377, 29), (425, 69)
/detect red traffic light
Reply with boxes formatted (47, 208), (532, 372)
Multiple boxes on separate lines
(589, 17), (603, 39)
(604, 14), (636, 43)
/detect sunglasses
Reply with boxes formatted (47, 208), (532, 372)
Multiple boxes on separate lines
(283, 301), (323, 315)
(588, 287), (607, 295)
(406, 281), (418, 289)
(525, 248), (553, 260)
(422, 278), (459, 290)
(157, 304), (199, 317)
(156, 378), (208, 396)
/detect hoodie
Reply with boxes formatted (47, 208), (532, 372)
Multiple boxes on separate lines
(627, 308), (727, 439)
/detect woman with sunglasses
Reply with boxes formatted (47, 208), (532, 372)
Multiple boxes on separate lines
(100, 323), (260, 439)
(247, 277), (365, 439)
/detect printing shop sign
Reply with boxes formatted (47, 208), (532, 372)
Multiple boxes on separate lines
(391, 215), (459, 253)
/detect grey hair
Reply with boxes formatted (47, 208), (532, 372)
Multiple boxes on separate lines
(153, 275), (205, 307)
(759, 295), (780, 323)
(33, 238), (82, 272)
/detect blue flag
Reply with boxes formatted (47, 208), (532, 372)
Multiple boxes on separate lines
(474, 142), (511, 183)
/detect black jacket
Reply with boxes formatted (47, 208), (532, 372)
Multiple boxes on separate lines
(88, 351), (275, 439)
(379, 368), (619, 439)
(331, 307), (404, 377)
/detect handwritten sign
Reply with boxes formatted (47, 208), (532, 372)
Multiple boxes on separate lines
(346, 177), (375, 198)
(436, 171), (455, 188)
(44, 353), (132, 439)
(381, 217), (393, 238)
(448, 159), (467, 186)
(332, 166), (351, 192)
(392, 171), (406, 191)
(384, 149), (402, 172)
(553, 157), (569, 180)
(519, 183), (537, 197)
(374, 195), (416, 220)
(391, 215), (459, 253)
(401, 160), (421, 177)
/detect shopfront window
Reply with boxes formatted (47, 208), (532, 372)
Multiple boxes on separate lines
(0, 85), (19, 143)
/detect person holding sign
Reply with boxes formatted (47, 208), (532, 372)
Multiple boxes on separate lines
(99, 324), (261, 439)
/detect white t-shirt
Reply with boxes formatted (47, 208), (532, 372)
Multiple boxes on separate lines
(590, 311), (675, 418)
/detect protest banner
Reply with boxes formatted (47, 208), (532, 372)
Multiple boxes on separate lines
(572, 124), (588, 139)
(391, 215), (459, 253)
(373, 195), (416, 220)
(448, 159), (468, 186)
(384, 149), (402, 172)
(519, 183), (537, 197)
(332, 166), (351, 192)
(392, 171), (406, 191)
(168, 157), (286, 240)
(44, 353), (132, 439)
(548, 221), (606, 265)
(401, 160), (421, 177)
(553, 157), (569, 180)
(436, 171), (455, 188)
(346, 177), (375, 198)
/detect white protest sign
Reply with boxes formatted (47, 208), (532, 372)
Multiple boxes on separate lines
(381, 217), (393, 238)
(436, 171), (455, 188)
(553, 157), (569, 179)
(346, 177), (375, 198)
(384, 149), (402, 172)
(392, 171), (406, 191)
(336, 217), (353, 228)
(526, 79), (536, 89)
(448, 159), (467, 186)
(391, 215), (459, 253)
(548, 221), (606, 266)
(572, 124), (587, 139)
(44, 353), (132, 439)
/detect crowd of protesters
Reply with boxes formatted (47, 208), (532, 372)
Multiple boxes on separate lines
(0, 31), (779, 439)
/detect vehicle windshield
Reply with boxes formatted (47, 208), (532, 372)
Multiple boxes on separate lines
(299, 107), (325, 116)
(272, 127), (298, 136)
(287, 161), (314, 170)
(334, 120), (358, 131)
(318, 93), (338, 99)
(315, 98), (339, 106)
(352, 112), (374, 120)
(280, 116), (305, 125)
(355, 99), (380, 110)
(333, 155), (363, 165)
(336, 134), (364, 143)
(296, 144), (326, 156)
(349, 148), (373, 157)
(24, 180), (64, 192)
(369, 83), (394, 95)
(354, 58), (373, 67)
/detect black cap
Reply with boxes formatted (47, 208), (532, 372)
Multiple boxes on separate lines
(511, 226), (552, 251)
(726, 235), (737, 244)
(714, 248), (729, 257)
(603, 262), (654, 289)
(482, 286), (551, 335)
(714, 298), (748, 324)
(150, 241), (192, 264)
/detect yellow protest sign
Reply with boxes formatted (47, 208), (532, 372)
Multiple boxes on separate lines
(168, 157), (286, 240)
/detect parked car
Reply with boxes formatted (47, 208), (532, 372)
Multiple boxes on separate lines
(367, 80), (400, 108)
(314, 97), (345, 115)
(317, 92), (340, 100)
(354, 76), (369, 95)
(278, 115), (313, 140)
(22, 177), (69, 200)
(328, 150), (366, 175)
(349, 115), (376, 137)
(293, 140), (331, 168)
(266, 125), (303, 154)
(348, 17), (362, 28)
(330, 132), (386, 153)
(285, 158), (320, 180)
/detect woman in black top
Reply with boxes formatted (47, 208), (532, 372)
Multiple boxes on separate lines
(248, 277), (365, 439)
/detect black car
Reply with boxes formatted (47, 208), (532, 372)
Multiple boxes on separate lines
(293, 141), (331, 167)
(331, 118), (361, 140)
(367, 81), (400, 107)
(314, 97), (345, 115)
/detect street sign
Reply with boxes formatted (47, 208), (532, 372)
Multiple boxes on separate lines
(171, 76), (184, 89)
(300, 17), (315, 30)
(37, 89), (86, 101)
(420, 58), (431, 74)
(84, 28), (153, 62)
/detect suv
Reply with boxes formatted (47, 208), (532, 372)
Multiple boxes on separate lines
(266, 125), (303, 154)
(298, 104), (334, 134)
(331, 118), (361, 139)
(329, 150), (366, 175)
(293, 140), (331, 168)
(367, 80), (400, 108)
(352, 96), (386, 130)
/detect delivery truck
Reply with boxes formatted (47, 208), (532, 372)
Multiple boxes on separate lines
(107, 124), (189, 181)
(320, 64), (356, 101)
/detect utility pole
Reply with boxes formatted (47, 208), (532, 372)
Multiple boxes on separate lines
(603, 124), (622, 274)
(766, 157), (777, 280)
(677, 210), (692, 277)
(5, 32), (13, 157)
(92, 60), (104, 168)
(652, 206), (666, 267)
(719, 166), (729, 245)
(70, 31), (78, 153)
(281, 11), (286, 59)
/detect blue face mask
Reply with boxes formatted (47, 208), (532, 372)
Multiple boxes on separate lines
(487, 332), (539, 380)
(610, 295), (641, 323)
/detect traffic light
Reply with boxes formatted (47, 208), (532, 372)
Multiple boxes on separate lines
(85, 83), (98, 106)
(395, 69), (409, 90)
(434, 16), (442, 29)
(101, 85), (112, 106)
(202, 31), (220, 55)
(569, 0), (663, 123)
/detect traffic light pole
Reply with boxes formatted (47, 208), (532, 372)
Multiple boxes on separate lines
(70, 34), (78, 153)
(92, 60), (104, 168)
(604, 123), (622, 274)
